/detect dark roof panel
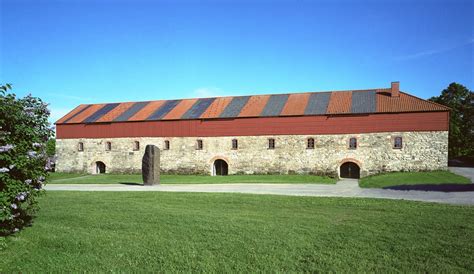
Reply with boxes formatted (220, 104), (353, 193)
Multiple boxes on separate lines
(147, 100), (181, 120)
(114, 101), (150, 122)
(220, 96), (250, 118)
(305, 92), (331, 115)
(83, 103), (120, 123)
(260, 94), (289, 116)
(351, 90), (376, 113)
(181, 98), (216, 119)
(97, 102), (135, 122)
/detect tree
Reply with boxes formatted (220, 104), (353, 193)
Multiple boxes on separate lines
(0, 84), (53, 236)
(46, 138), (56, 157)
(429, 83), (474, 158)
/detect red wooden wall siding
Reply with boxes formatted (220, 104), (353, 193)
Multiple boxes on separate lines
(56, 111), (449, 139)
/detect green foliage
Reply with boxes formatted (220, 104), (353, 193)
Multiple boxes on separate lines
(430, 83), (474, 158)
(359, 171), (471, 188)
(47, 173), (337, 184)
(0, 84), (53, 236)
(1, 192), (473, 272)
(45, 138), (55, 157)
(0, 84), (12, 93)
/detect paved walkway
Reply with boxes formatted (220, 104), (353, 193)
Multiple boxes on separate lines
(449, 167), (474, 183)
(45, 179), (474, 205)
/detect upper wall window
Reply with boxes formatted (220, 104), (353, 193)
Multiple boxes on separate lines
(349, 137), (357, 149)
(394, 137), (403, 149)
(133, 141), (140, 151)
(78, 142), (84, 152)
(196, 139), (203, 150)
(307, 138), (315, 149)
(232, 139), (238, 150)
(164, 140), (170, 150)
(105, 141), (112, 151)
(268, 138), (275, 149)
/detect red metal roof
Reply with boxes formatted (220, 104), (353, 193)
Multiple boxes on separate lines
(66, 104), (106, 124)
(57, 111), (449, 139)
(96, 102), (135, 123)
(162, 99), (198, 120)
(280, 93), (310, 116)
(238, 95), (271, 117)
(327, 91), (352, 114)
(56, 86), (449, 125)
(128, 101), (165, 121)
(56, 104), (88, 124)
(200, 97), (233, 119)
(376, 89), (448, 112)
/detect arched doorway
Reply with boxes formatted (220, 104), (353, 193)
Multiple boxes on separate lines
(96, 161), (106, 174)
(213, 159), (228, 176)
(340, 162), (360, 179)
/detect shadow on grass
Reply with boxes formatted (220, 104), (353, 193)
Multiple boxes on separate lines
(384, 184), (474, 192)
(119, 182), (144, 186)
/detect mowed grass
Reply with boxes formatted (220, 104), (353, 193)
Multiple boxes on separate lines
(1, 192), (473, 272)
(47, 172), (336, 184)
(360, 171), (471, 188)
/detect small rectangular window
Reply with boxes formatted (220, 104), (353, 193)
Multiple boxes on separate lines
(133, 141), (140, 151)
(106, 141), (112, 151)
(232, 139), (238, 150)
(307, 138), (315, 149)
(164, 140), (170, 150)
(349, 138), (357, 149)
(78, 142), (84, 152)
(268, 138), (275, 149)
(394, 137), (403, 149)
(196, 139), (203, 150)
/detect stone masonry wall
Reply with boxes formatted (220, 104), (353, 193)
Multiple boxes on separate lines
(55, 131), (448, 177)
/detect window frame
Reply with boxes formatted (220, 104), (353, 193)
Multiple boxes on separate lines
(196, 139), (203, 150)
(393, 136), (403, 149)
(232, 139), (238, 150)
(164, 140), (170, 150)
(133, 141), (140, 151)
(105, 141), (112, 151)
(307, 138), (315, 149)
(348, 137), (357, 150)
(268, 138), (275, 149)
(78, 142), (84, 152)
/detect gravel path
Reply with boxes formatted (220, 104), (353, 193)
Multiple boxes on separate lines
(45, 179), (474, 205)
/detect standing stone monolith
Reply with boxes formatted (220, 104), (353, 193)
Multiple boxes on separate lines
(142, 145), (160, 185)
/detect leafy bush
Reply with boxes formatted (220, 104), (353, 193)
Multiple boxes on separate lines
(46, 138), (56, 157)
(0, 84), (53, 236)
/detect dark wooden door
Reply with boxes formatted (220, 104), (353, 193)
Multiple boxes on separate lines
(214, 160), (228, 176)
(96, 161), (106, 174)
(340, 162), (360, 179)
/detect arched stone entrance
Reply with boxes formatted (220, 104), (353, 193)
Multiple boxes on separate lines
(95, 161), (106, 174)
(213, 159), (228, 176)
(340, 162), (360, 179)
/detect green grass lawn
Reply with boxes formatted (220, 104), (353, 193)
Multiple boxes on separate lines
(1, 192), (473, 272)
(47, 172), (336, 184)
(359, 171), (471, 188)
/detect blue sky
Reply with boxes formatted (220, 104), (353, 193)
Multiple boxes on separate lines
(1, 0), (473, 123)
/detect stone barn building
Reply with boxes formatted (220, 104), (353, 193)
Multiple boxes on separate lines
(55, 82), (449, 178)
